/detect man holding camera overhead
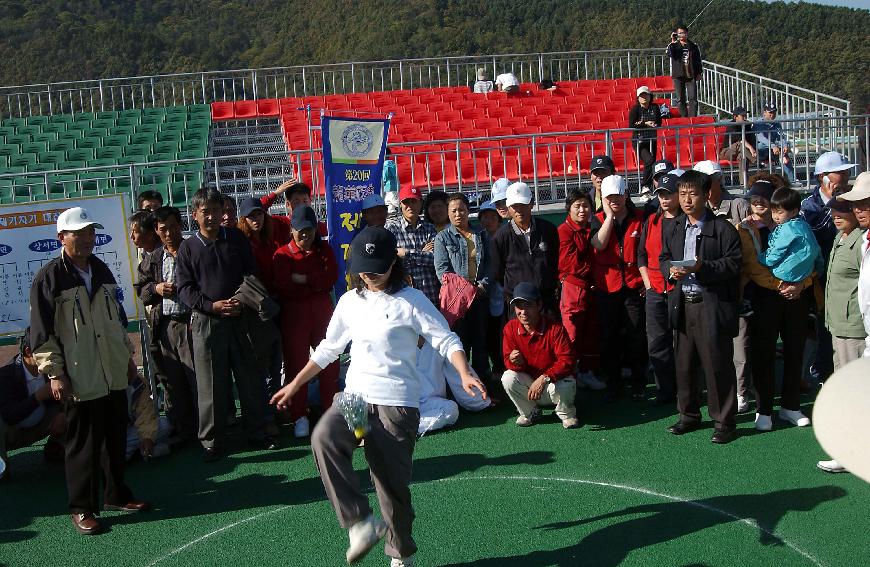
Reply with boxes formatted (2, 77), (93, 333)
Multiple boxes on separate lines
(666, 24), (703, 118)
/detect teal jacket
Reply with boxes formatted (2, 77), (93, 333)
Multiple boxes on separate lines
(825, 228), (867, 338)
(760, 217), (823, 283)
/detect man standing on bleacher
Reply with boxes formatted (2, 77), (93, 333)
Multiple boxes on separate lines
(666, 24), (703, 118)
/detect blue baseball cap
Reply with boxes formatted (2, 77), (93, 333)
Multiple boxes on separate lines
(510, 282), (541, 305)
(362, 193), (386, 210)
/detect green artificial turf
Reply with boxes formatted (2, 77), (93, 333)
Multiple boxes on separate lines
(2, 389), (869, 567)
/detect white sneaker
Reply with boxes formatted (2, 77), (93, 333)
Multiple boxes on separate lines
(562, 417), (580, 429)
(817, 459), (848, 473)
(294, 416), (310, 438)
(754, 413), (772, 431)
(578, 372), (607, 391)
(346, 514), (387, 564)
(516, 411), (541, 427)
(778, 409), (811, 427)
(737, 395), (750, 414)
(390, 556), (415, 567)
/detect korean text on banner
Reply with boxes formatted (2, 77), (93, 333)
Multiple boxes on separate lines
(322, 116), (390, 298)
(0, 194), (139, 336)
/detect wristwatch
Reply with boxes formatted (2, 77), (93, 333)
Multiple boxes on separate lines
(542, 376), (552, 385)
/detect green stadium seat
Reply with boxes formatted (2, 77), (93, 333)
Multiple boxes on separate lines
(39, 151), (67, 164)
(143, 107), (166, 118)
(86, 159), (117, 168)
(57, 131), (83, 141)
(0, 145), (19, 157)
(57, 161), (86, 171)
(0, 155), (8, 167)
(49, 114), (74, 124)
(25, 116), (49, 126)
(48, 174), (77, 197)
(40, 123), (67, 134)
(157, 130), (183, 143)
(32, 132), (59, 143)
(109, 125), (135, 137)
(96, 146), (123, 159)
(116, 116), (141, 127)
(77, 171), (109, 192)
(83, 128), (109, 139)
(140, 166), (172, 184)
(0, 166), (25, 175)
(50, 139), (76, 152)
(73, 112), (95, 122)
(153, 140), (180, 154)
(6, 134), (31, 146)
(96, 111), (118, 120)
(118, 109), (142, 119)
(160, 121), (185, 132)
(176, 149), (203, 160)
(16, 125), (40, 137)
(147, 153), (176, 163)
(0, 126), (15, 138)
(10, 155), (36, 167)
(26, 163), (56, 173)
(116, 155), (146, 165)
(76, 137), (102, 149)
(67, 148), (95, 162)
(124, 144), (152, 156)
(103, 135), (129, 147)
(164, 113), (187, 124)
(130, 133), (156, 146)
(169, 182), (189, 205)
(186, 119), (211, 130)
(90, 119), (114, 130)
(187, 103), (211, 115)
(136, 122), (159, 133)
(180, 138), (207, 152)
(2, 117), (26, 127)
(21, 142), (48, 154)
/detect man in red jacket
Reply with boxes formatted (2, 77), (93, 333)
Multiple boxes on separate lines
(501, 282), (578, 429)
(591, 175), (648, 402)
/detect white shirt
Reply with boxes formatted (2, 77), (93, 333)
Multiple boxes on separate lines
(495, 73), (519, 89)
(310, 286), (464, 407)
(858, 232), (870, 358)
(74, 263), (93, 296)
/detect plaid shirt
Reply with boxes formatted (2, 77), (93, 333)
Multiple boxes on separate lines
(161, 251), (189, 316)
(386, 216), (440, 305)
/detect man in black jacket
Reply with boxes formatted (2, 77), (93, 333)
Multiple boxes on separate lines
(491, 182), (560, 316)
(135, 206), (198, 444)
(660, 171), (742, 444)
(666, 24), (703, 118)
(0, 329), (65, 477)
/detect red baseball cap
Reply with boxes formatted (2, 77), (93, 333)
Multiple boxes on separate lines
(398, 185), (421, 202)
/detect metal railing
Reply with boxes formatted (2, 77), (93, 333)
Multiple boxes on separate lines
(0, 49), (850, 121)
(3, 114), (866, 222)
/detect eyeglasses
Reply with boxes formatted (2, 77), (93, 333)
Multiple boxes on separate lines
(359, 271), (387, 278)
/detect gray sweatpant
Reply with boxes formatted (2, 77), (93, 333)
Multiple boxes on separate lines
(311, 401), (420, 559)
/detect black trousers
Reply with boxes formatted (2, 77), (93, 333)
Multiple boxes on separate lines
(597, 288), (648, 395)
(645, 290), (676, 399)
(454, 295), (490, 380)
(749, 288), (809, 415)
(673, 77), (698, 117)
(65, 389), (133, 514)
(156, 317), (198, 441)
(636, 139), (658, 187)
(675, 301), (737, 429)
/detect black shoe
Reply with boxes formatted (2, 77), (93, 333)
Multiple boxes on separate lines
(711, 429), (736, 444)
(249, 436), (279, 450)
(202, 447), (221, 462)
(667, 421), (701, 435)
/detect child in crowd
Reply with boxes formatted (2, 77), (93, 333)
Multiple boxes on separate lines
(760, 187), (824, 287)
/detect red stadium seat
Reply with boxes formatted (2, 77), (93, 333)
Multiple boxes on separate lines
(436, 110), (462, 123)
(404, 103), (428, 115)
(525, 115), (552, 128)
(512, 106), (537, 118)
(256, 99), (280, 117)
(412, 112), (437, 124)
(451, 101), (473, 111)
(211, 102), (235, 121)
(499, 116), (525, 129)
(461, 108), (486, 120)
(234, 100), (258, 119)
(428, 102), (452, 114)
(441, 93), (465, 104)
(514, 125), (543, 135)
(486, 127), (513, 137)
(473, 118), (500, 131)
(654, 76), (674, 91)
(536, 106), (560, 117)
(460, 158), (489, 184)
(487, 107), (513, 120)
(396, 123), (423, 136)
(448, 119), (475, 133)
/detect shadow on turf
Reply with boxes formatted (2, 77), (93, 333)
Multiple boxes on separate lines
(441, 485), (846, 566)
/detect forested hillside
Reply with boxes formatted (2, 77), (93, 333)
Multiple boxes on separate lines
(0, 0), (866, 110)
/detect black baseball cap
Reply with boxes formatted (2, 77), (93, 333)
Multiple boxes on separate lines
(732, 106), (748, 117)
(291, 204), (318, 231)
(763, 102), (777, 112)
(747, 180), (775, 201)
(239, 197), (264, 219)
(590, 155), (615, 173)
(655, 172), (680, 194)
(350, 226), (398, 274)
(510, 282), (541, 304)
(652, 159), (675, 180)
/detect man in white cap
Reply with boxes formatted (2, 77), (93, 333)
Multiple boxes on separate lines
(817, 171), (870, 474)
(29, 207), (150, 535)
(495, 71), (520, 93)
(801, 151), (857, 384)
(693, 160), (749, 224)
(490, 177), (513, 219)
(491, 182), (560, 315)
(473, 68), (494, 94)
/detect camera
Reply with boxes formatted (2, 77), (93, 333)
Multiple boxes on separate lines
(671, 31), (678, 41)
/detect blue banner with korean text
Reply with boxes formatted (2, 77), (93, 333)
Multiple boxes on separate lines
(322, 115), (390, 298)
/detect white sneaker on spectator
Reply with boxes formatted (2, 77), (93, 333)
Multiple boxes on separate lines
(294, 416), (310, 438)
(817, 459), (847, 473)
(390, 556), (415, 567)
(516, 411), (541, 427)
(562, 417), (580, 429)
(578, 372), (607, 391)
(346, 514), (387, 564)
(737, 395), (750, 414)
(778, 409), (811, 427)
(754, 413), (772, 431)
